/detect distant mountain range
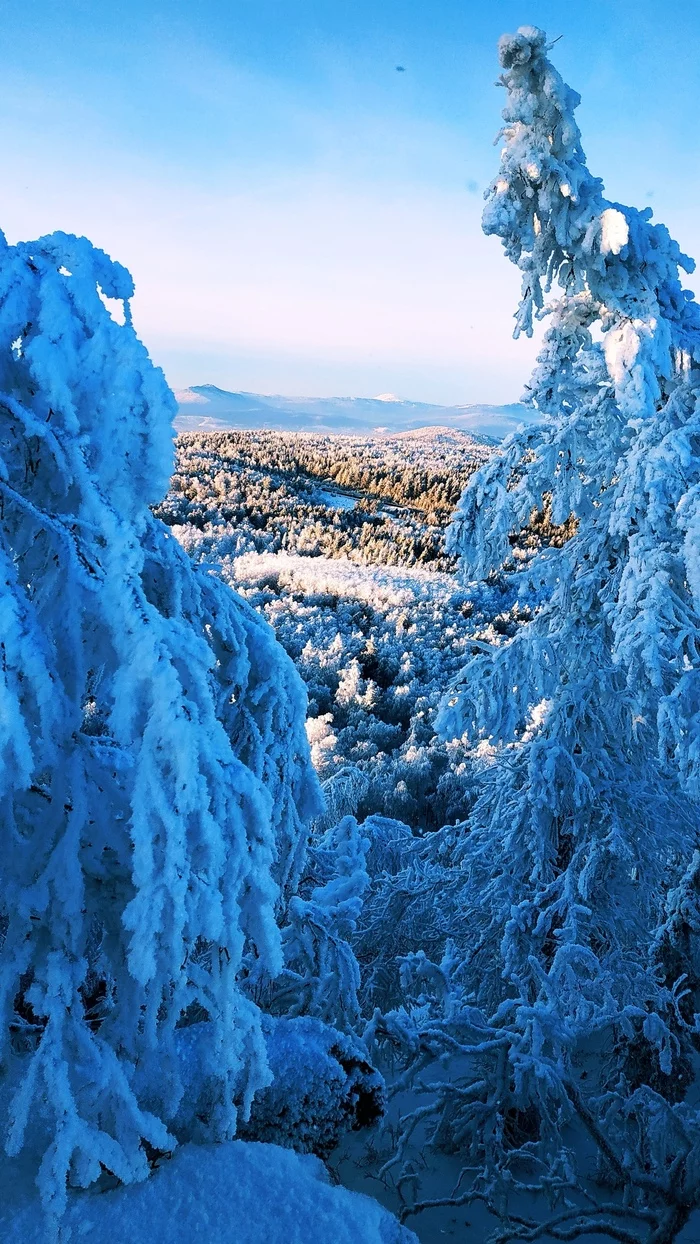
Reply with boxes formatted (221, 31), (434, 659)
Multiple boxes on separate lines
(174, 385), (541, 441)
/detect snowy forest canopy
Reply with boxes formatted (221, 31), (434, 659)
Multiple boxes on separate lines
(3, 23), (700, 1244)
(156, 428), (562, 837)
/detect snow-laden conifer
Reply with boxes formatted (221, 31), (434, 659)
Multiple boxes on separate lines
(375, 28), (700, 1242)
(440, 21), (700, 1040)
(0, 230), (320, 1212)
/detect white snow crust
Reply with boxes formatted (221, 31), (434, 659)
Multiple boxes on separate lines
(0, 1141), (418, 1244)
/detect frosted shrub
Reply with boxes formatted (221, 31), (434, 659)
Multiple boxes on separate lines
(240, 1015), (385, 1158)
(249, 815), (370, 1034)
(0, 230), (320, 1213)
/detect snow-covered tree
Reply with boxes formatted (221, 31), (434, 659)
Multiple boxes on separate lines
(375, 28), (700, 1243)
(0, 229), (321, 1214)
(440, 16), (700, 1025)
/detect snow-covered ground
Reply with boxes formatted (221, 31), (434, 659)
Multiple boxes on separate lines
(315, 488), (358, 511)
(0, 1141), (418, 1244)
(230, 549), (458, 605)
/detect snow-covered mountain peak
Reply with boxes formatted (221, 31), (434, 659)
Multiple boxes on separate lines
(174, 386), (541, 441)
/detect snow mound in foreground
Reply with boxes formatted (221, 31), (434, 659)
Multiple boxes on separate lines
(1, 1141), (416, 1244)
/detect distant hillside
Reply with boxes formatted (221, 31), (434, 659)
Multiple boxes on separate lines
(174, 385), (541, 441)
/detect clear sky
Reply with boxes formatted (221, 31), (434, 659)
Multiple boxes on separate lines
(3, 0), (699, 404)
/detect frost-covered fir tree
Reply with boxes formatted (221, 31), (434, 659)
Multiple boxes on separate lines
(0, 229), (322, 1214)
(376, 28), (700, 1244)
(438, 21), (700, 1023)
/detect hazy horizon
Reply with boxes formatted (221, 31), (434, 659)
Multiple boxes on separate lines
(174, 381), (525, 406)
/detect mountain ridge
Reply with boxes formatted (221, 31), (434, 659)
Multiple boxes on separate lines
(174, 384), (541, 441)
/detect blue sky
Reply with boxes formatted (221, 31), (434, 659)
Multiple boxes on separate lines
(3, 0), (699, 404)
